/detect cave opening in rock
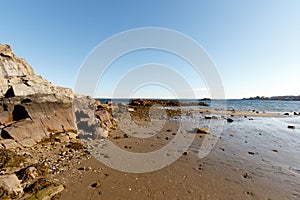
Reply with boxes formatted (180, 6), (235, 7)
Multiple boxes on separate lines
(0, 130), (14, 139)
(12, 105), (30, 121)
(4, 86), (15, 98)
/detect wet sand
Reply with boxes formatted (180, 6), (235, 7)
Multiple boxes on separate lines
(56, 109), (300, 200)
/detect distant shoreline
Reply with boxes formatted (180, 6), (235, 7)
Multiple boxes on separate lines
(95, 97), (300, 102)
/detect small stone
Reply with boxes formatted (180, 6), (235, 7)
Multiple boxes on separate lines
(284, 113), (289, 116)
(91, 181), (101, 188)
(242, 172), (251, 179)
(183, 151), (190, 156)
(67, 132), (78, 140)
(195, 127), (210, 134)
(78, 167), (85, 171)
(227, 118), (234, 123)
(288, 125), (295, 129)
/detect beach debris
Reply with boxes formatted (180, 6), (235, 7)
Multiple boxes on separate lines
(183, 151), (190, 156)
(91, 181), (101, 188)
(284, 113), (290, 115)
(272, 149), (279, 152)
(242, 172), (251, 179)
(288, 125), (296, 129)
(227, 118), (234, 123)
(195, 127), (210, 134)
(248, 151), (255, 155)
(294, 112), (300, 115)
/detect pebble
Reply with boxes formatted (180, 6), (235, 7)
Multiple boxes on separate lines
(91, 181), (101, 188)
(227, 118), (234, 123)
(195, 127), (210, 134)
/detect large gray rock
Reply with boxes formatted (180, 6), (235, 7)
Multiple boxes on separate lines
(0, 44), (77, 148)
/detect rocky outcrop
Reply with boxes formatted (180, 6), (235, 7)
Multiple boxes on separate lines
(0, 44), (77, 148)
(73, 95), (114, 139)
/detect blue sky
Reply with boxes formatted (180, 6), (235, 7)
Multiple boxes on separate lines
(1, 0), (300, 99)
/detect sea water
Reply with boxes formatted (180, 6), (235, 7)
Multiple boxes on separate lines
(98, 98), (300, 113)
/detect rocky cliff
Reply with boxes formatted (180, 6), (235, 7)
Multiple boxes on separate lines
(0, 44), (77, 148)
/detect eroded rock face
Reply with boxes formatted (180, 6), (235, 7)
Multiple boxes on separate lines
(0, 44), (77, 148)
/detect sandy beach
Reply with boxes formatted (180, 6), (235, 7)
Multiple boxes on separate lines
(53, 106), (300, 200)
